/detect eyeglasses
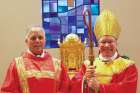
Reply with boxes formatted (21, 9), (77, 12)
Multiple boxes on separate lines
(99, 40), (116, 44)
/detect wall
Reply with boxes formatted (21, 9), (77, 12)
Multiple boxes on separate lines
(0, 0), (42, 82)
(0, 0), (139, 92)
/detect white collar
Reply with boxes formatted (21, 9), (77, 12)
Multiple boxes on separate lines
(99, 52), (118, 62)
(27, 49), (45, 58)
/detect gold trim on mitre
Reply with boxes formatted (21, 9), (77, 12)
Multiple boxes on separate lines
(94, 10), (121, 40)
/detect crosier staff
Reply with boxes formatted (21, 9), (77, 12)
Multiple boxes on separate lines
(83, 10), (97, 93)
(83, 10), (95, 65)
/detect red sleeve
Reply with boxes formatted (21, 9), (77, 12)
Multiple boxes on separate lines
(100, 64), (138, 93)
(69, 64), (87, 93)
(1, 59), (22, 93)
(57, 63), (70, 93)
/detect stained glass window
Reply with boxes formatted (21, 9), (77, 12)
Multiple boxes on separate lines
(42, 0), (100, 48)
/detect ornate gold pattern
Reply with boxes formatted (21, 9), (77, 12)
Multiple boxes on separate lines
(26, 70), (56, 79)
(15, 57), (30, 93)
(59, 34), (85, 78)
(15, 57), (59, 93)
(94, 10), (121, 40)
(94, 57), (134, 84)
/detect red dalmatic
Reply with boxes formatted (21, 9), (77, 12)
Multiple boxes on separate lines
(70, 57), (138, 93)
(1, 51), (70, 93)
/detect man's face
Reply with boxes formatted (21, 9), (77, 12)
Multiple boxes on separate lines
(25, 28), (46, 55)
(98, 35), (117, 58)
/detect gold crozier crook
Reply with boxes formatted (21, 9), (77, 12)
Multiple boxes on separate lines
(83, 10), (95, 65)
(83, 10), (96, 93)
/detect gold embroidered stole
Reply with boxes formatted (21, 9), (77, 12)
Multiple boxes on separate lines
(94, 57), (134, 84)
(15, 57), (61, 93)
(15, 57), (30, 93)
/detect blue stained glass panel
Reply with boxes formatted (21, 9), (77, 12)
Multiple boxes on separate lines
(91, 4), (99, 15)
(58, 12), (68, 16)
(60, 16), (68, 25)
(77, 28), (84, 34)
(83, 0), (91, 4)
(49, 23), (61, 33)
(58, 6), (68, 13)
(77, 21), (84, 28)
(94, 0), (99, 4)
(51, 34), (61, 40)
(49, 12), (58, 17)
(43, 22), (49, 29)
(45, 41), (51, 48)
(42, 0), (100, 48)
(43, 1), (49, 13)
(45, 34), (51, 40)
(68, 16), (76, 25)
(50, 40), (59, 48)
(76, 0), (83, 6)
(91, 15), (97, 28)
(76, 6), (84, 15)
(68, 9), (76, 16)
(58, 0), (67, 6)
(71, 26), (76, 33)
(50, 3), (57, 12)
(61, 25), (68, 34)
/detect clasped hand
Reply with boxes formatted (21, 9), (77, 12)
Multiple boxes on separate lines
(85, 66), (99, 92)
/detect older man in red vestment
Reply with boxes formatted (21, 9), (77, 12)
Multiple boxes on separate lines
(70, 10), (138, 93)
(1, 26), (70, 93)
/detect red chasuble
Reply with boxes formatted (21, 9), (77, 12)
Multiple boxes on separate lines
(70, 57), (138, 93)
(1, 51), (70, 93)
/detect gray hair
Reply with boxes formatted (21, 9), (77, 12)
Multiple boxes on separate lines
(25, 25), (45, 39)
